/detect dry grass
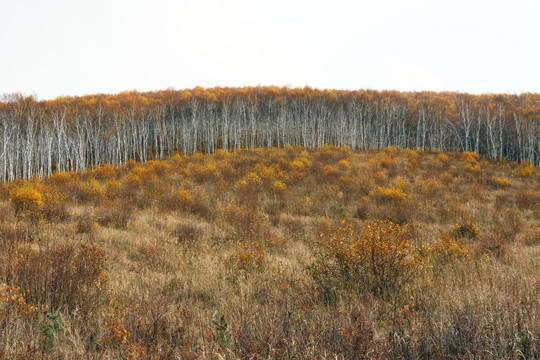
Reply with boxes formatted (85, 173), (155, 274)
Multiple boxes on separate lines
(0, 147), (538, 359)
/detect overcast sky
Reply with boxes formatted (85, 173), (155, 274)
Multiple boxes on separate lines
(1, 0), (539, 100)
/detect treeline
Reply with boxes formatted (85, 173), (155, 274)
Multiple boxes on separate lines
(0, 87), (539, 181)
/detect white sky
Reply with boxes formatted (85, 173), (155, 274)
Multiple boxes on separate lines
(1, 0), (539, 100)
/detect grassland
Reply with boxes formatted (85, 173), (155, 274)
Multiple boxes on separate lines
(0, 146), (539, 359)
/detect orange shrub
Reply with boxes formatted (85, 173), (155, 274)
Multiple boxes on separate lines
(190, 162), (219, 182)
(437, 154), (449, 165)
(48, 171), (76, 186)
(9, 182), (43, 216)
(215, 149), (231, 159)
(461, 152), (479, 164)
(170, 188), (195, 211)
(315, 145), (342, 162)
(0, 284), (38, 319)
(125, 166), (156, 187)
(169, 153), (186, 168)
(491, 176), (511, 188)
(231, 239), (267, 271)
(338, 159), (350, 170)
(271, 180), (287, 194)
(379, 156), (397, 169)
(322, 165), (337, 178)
(105, 180), (125, 199)
(423, 179), (446, 197)
(337, 176), (354, 189)
(408, 158), (419, 168)
(78, 178), (104, 203)
(311, 219), (428, 298)
(93, 164), (116, 180)
(371, 186), (409, 204)
(518, 165), (534, 177)
(289, 157), (309, 171)
(372, 171), (386, 183)
(432, 234), (470, 263)
(448, 221), (480, 241)
(146, 160), (171, 176)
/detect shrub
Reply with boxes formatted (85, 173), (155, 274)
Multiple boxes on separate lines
(9, 182), (43, 217)
(311, 219), (428, 299)
(41, 190), (70, 222)
(231, 239), (267, 271)
(432, 234), (470, 263)
(271, 180), (287, 194)
(321, 165), (337, 179)
(461, 152), (479, 164)
(93, 164), (116, 180)
(448, 221), (480, 241)
(379, 157), (396, 170)
(0, 283), (38, 320)
(6, 242), (107, 312)
(77, 178), (104, 204)
(105, 179), (125, 199)
(190, 162), (219, 182)
(372, 171), (386, 184)
(170, 188), (195, 212)
(338, 159), (350, 170)
(371, 186), (409, 204)
(518, 165), (534, 177)
(289, 157), (309, 171)
(437, 153), (449, 165)
(491, 176), (511, 188)
(469, 165), (483, 176)
(146, 160), (170, 176)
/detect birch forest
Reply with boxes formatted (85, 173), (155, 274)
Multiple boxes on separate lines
(1, 87), (538, 181)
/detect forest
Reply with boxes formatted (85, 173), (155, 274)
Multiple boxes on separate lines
(1, 87), (539, 181)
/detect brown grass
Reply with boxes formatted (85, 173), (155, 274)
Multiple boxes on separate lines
(0, 147), (538, 358)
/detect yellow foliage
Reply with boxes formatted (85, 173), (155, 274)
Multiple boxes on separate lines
(372, 171), (386, 183)
(461, 152), (479, 164)
(519, 165), (533, 177)
(232, 239), (267, 270)
(371, 186), (409, 203)
(0, 284), (38, 319)
(49, 171), (76, 186)
(492, 176), (511, 188)
(215, 149), (231, 159)
(338, 159), (350, 170)
(469, 165), (483, 176)
(322, 165), (337, 178)
(9, 183), (43, 214)
(431, 235), (470, 263)
(390, 176), (410, 191)
(190, 162), (219, 182)
(93, 164), (116, 180)
(448, 221), (480, 240)
(171, 188), (194, 211)
(314, 219), (428, 297)
(146, 160), (170, 176)
(105, 180), (125, 199)
(271, 180), (287, 193)
(290, 157), (309, 171)
(379, 157), (397, 169)
(423, 179), (446, 196)
(437, 154), (449, 164)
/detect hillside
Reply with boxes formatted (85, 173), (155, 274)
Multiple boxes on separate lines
(0, 146), (539, 358)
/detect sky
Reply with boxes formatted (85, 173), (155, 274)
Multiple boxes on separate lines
(1, 0), (539, 100)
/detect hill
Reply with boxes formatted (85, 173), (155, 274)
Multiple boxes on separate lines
(0, 146), (539, 358)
